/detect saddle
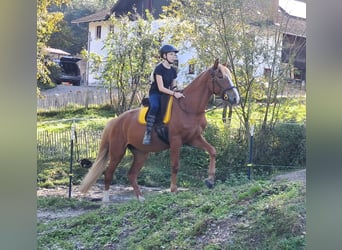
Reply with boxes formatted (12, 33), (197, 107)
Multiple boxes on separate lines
(138, 94), (173, 144)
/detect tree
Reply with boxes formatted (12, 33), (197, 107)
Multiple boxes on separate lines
(47, 0), (118, 55)
(84, 10), (162, 115)
(163, 0), (304, 135)
(37, 0), (118, 91)
(37, 0), (70, 88)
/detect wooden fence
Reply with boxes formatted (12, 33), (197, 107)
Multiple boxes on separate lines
(37, 129), (103, 161)
(37, 88), (110, 111)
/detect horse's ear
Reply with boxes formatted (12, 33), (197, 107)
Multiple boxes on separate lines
(213, 58), (219, 69)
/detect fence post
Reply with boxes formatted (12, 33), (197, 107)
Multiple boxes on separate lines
(68, 120), (76, 198)
(247, 124), (254, 180)
(85, 90), (90, 109)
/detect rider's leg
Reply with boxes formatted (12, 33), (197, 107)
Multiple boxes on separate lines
(143, 94), (160, 145)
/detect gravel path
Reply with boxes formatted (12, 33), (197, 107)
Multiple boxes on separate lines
(273, 169), (306, 184)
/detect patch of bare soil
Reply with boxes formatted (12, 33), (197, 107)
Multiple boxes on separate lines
(37, 184), (165, 201)
(37, 184), (165, 222)
(37, 169), (306, 224)
(272, 169), (306, 184)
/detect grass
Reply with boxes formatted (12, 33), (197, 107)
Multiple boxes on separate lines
(37, 97), (306, 130)
(37, 105), (114, 131)
(37, 179), (306, 249)
(37, 95), (306, 249)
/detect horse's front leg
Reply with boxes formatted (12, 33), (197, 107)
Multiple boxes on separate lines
(189, 135), (217, 188)
(127, 149), (149, 202)
(169, 141), (182, 193)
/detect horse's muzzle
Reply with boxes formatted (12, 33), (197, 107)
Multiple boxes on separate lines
(228, 96), (237, 105)
(223, 89), (240, 105)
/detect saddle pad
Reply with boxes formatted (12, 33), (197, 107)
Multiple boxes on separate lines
(138, 96), (173, 125)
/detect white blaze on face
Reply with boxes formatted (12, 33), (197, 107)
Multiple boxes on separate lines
(226, 72), (240, 105)
(219, 64), (240, 105)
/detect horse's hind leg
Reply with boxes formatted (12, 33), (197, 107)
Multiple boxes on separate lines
(103, 147), (126, 202)
(127, 149), (148, 201)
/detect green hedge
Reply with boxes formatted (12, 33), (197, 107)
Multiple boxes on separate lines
(37, 122), (306, 188)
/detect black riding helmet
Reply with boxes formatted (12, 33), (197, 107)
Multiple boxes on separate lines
(159, 44), (179, 58)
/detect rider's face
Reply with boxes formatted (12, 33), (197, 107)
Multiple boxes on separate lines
(165, 52), (176, 63)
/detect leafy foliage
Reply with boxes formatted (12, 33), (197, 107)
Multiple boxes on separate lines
(84, 10), (162, 115)
(163, 0), (305, 137)
(37, 0), (70, 87)
(253, 122), (306, 167)
(47, 0), (119, 55)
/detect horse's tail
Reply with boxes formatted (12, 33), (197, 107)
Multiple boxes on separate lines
(78, 125), (110, 194)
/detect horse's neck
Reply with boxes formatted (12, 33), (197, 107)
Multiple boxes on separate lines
(181, 71), (212, 114)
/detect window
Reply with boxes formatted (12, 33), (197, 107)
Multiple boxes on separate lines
(188, 64), (195, 74)
(281, 33), (306, 80)
(96, 26), (101, 39)
(264, 67), (271, 78)
(109, 25), (114, 33)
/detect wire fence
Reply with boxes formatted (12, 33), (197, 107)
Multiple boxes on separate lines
(37, 128), (103, 162)
(37, 122), (306, 172)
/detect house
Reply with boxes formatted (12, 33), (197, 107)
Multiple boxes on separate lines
(72, 0), (306, 86)
(72, 0), (179, 86)
(242, 0), (306, 82)
(278, 0), (306, 82)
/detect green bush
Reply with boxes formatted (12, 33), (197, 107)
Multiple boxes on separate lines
(37, 106), (306, 188)
(253, 123), (306, 167)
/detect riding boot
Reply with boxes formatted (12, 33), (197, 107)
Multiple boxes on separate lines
(142, 114), (156, 145)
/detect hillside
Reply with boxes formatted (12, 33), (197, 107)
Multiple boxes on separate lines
(37, 170), (306, 249)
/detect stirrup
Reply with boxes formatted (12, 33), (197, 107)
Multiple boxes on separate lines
(143, 132), (151, 145)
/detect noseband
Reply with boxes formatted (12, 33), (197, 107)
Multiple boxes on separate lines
(210, 68), (236, 101)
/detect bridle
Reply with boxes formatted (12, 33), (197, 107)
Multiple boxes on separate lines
(210, 67), (237, 103)
(177, 67), (237, 115)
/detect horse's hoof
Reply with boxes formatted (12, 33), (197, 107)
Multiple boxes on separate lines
(205, 179), (214, 189)
(102, 198), (110, 203)
(138, 195), (145, 202)
(102, 190), (110, 203)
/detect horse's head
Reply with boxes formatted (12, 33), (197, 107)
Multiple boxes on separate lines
(210, 59), (240, 105)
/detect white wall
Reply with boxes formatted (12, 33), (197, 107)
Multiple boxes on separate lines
(85, 19), (198, 86)
(85, 19), (284, 87)
(87, 21), (110, 85)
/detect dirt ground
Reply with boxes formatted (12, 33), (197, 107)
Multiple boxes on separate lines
(272, 169), (306, 184)
(37, 184), (166, 222)
(37, 169), (306, 222)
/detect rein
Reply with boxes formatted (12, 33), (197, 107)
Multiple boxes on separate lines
(205, 101), (225, 113)
(178, 93), (228, 114)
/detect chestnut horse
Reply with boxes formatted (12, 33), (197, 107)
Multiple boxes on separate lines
(79, 59), (240, 202)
